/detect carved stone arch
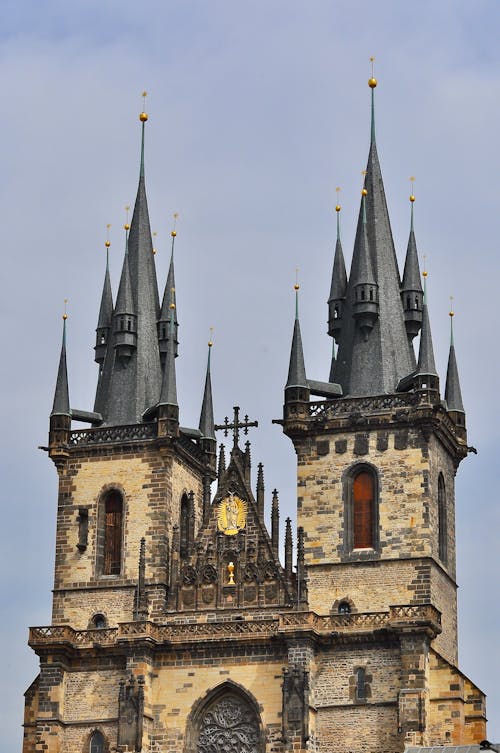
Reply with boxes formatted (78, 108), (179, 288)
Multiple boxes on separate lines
(95, 482), (127, 577)
(331, 595), (357, 614)
(185, 680), (265, 753)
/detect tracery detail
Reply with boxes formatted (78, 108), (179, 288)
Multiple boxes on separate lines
(196, 696), (259, 753)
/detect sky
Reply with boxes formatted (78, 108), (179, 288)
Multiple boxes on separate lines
(0, 1), (499, 749)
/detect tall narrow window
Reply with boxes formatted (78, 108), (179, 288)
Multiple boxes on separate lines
(355, 667), (366, 700)
(353, 470), (374, 548)
(103, 491), (123, 575)
(438, 473), (448, 566)
(89, 730), (105, 753)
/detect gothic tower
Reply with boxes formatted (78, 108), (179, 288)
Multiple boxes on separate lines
(24, 83), (487, 753)
(282, 77), (485, 748)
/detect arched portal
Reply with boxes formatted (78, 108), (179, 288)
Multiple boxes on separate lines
(187, 682), (263, 753)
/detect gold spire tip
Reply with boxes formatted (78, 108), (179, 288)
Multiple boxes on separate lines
(124, 205), (130, 231)
(63, 298), (68, 320)
(361, 188), (368, 196)
(152, 231), (157, 255)
(171, 212), (179, 237)
(105, 223), (111, 247)
(139, 90), (148, 122)
(409, 176), (416, 202)
(335, 186), (341, 212)
(208, 326), (214, 347)
(368, 56), (377, 88)
(449, 295), (454, 317)
(294, 267), (300, 290)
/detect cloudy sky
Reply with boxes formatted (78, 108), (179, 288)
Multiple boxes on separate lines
(1, 1), (498, 749)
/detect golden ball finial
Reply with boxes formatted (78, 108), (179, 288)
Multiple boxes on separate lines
(361, 187), (368, 196)
(171, 230), (177, 237)
(410, 194), (415, 203)
(139, 112), (148, 122)
(368, 77), (377, 88)
(139, 90), (148, 121)
(423, 270), (428, 278)
(208, 340), (213, 347)
(62, 313), (68, 320)
(170, 302), (175, 310)
(294, 283), (300, 291)
(335, 204), (341, 212)
(449, 310), (454, 318)
(124, 223), (130, 231)
(105, 240), (111, 248)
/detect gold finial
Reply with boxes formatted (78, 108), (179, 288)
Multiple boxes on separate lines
(409, 176), (416, 202)
(335, 186), (341, 212)
(169, 287), (176, 310)
(139, 90), (148, 122)
(208, 326), (214, 348)
(368, 56), (377, 88)
(105, 223), (111, 248)
(171, 212), (179, 238)
(449, 295), (454, 318)
(152, 231), (157, 255)
(63, 298), (68, 321)
(124, 205), (131, 231)
(422, 254), (428, 278)
(227, 561), (235, 585)
(294, 267), (300, 291)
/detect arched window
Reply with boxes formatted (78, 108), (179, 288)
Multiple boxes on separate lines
(438, 473), (448, 565)
(103, 491), (123, 575)
(338, 601), (351, 615)
(92, 614), (106, 629)
(353, 470), (375, 549)
(355, 667), (366, 701)
(89, 730), (105, 753)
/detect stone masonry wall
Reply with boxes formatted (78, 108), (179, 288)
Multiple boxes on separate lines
(50, 441), (203, 628)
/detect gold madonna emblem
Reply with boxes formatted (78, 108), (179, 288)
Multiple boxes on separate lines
(217, 493), (247, 535)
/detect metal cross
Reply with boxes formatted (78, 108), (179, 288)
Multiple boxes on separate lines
(215, 406), (258, 449)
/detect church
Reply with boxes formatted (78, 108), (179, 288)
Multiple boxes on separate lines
(22, 75), (487, 752)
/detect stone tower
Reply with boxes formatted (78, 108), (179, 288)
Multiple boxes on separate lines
(23, 83), (486, 753)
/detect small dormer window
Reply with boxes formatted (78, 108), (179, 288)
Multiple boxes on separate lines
(338, 601), (351, 615)
(92, 614), (106, 629)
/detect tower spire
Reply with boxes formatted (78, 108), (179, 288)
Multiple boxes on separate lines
(414, 270), (439, 398)
(328, 192), (348, 345)
(401, 185), (424, 346)
(445, 302), (465, 415)
(369, 57), (377, 144)
(199, 333), (215, 440)
(51, 304), (70, 417)
(95, 226), (114, 367)
(113, 218), (137, 362)
(139, 91), (148, 178)
(159, 214), (179, 364)
(157, 290), (179, 436)
(331, 72), (414, 396)
(285, 281), (307, 389)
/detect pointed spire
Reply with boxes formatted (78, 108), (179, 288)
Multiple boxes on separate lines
(159, 215), (180, 363)
(284, 517), (293, 580)
(351, 190), (379, 339)
(95, 227), (114, 366)
(331, 74), (414, 396)
(416, 272), (438, 378)
(218, 443), (226, 479)
(445, 305), (464, 414)
(113, 222), (137, 362)
(328, 196), (348, 344)
(158, 290), (178, 408)
(139, 91), (148, 178)
(256, 462), (264, 518)
(271, 489), (280, 558)
(51, 307), (70, 417)
(199, 336), (215, 439)
(368, 57), (377, 144)
(285, 283), (307, 389)
(401, 187), (424, 344)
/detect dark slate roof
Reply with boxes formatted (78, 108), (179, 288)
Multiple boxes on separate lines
(199, 345), (215, 439)
(159, 314), (178, 407)
(94, 123), (163, 426)
(401, 203), (423, 294)
(96, 249), (114, 329)
(328, 230), (347, 303)
(114, 235), (134, 316)
(285, 292), (307, 389)
(331, 95), (414, 397)
(51, 317), (70, 417)
(416, 287), (438, 377)
(445, 321), (464, 412)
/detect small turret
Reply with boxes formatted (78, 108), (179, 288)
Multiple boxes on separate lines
(113, 220), (137, 362)
(95, 230), (114, 367)
(445, 306), (466, 434)
(157, 291), (179, 437)
(158, 216), (179, 364)
(401, 192), (423, 343)
(328, 200), (347, 343)
(414, 272), (440, 398)
(352, 190), (379, 339)
(271, 489), (280, 559)
(285, 283), (310, 407)
(49, 309), (71, 460)
(256, 462), (264, 518)
(199, 337), (216, 470)
(284, 517), (293, 582)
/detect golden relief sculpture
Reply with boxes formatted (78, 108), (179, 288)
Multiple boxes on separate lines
(217, 493), (247, 535)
